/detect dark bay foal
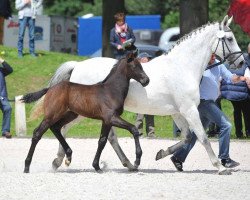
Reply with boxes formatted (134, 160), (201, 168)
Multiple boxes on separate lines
(21, 52), (149, 173)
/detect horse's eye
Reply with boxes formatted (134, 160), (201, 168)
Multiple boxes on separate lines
(227, 37), (233, 42)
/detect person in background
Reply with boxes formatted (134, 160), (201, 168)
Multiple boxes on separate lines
(0, 0), (12, 20)
(0, 57), (13, 139)
(0, 0), (12, 44)
(135, 52), (156, 138)
(15, 0), (43, 58)
(110, 12), (136, 59)
(170, 53), (246, 171)
(221, 43), (250, 138)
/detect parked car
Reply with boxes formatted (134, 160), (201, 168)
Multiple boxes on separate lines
(90, 44), (165, 58)
(158, 27), (180, 51)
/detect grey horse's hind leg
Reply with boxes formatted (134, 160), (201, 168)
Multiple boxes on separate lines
(156, 114), (191, 160)
(52, 116), (83, 170)
(108, 128), (137, 171)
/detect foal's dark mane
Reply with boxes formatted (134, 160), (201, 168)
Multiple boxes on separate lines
(101, 58), (124, 84)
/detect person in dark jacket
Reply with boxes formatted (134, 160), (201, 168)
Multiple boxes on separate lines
(221, 45), (250, 138)
(110, 12), (136, 59)
(0, 0), (12, 44)
(0, 57), (13, 138)
(0, 0), (12, 19)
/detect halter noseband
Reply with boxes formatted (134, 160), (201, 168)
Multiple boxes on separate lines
(207, 27), (243, 70)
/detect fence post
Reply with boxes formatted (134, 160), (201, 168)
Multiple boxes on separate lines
(15, 95), (26, 136)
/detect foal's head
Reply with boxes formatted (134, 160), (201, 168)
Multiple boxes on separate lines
(121, 52), (150, 87)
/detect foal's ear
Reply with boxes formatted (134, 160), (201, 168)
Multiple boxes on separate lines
(126, 52), (135, 63)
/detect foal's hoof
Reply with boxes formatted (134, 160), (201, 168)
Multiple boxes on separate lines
(218, 169), (232, 175)
(155, 149), (165, 161)
(94, 167), (103, 173)
(65, 159), (71, 167)
(128, 167), (138, 172)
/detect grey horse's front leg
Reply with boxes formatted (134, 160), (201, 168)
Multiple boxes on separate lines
(108, 128), (138, 171)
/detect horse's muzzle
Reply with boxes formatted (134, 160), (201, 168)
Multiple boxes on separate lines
(140, 76), (150, 87)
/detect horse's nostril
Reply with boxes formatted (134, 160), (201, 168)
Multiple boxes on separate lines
(239, 61), (244, 65)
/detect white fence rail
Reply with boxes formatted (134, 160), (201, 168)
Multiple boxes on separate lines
(15, 95), (27, 136)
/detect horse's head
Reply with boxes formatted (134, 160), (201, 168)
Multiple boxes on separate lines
(125, 52), (149, 87)
(212, 15), (244, 68)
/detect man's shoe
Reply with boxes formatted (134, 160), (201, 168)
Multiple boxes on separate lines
(221, 158), (240, 168)
(18, 52), (23, 58)
(30, 53), (37, 57)
(3, 132), (12, 139)
(170, 156), (183, 172)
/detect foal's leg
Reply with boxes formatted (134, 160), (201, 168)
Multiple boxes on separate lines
(108, 128), (137, 171)
(110, 115), (142, 168)
(52, 116), (83, 170)
(24, 120), (50, 173)
(92, 123), (111, 172)
(50, 112), (79, 169)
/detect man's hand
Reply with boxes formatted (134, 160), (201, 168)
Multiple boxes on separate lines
(240, 76), (247, 81)
(117, 45), (122, 50)
(232, 74), (246, 83)
(25, 0), (31, 4)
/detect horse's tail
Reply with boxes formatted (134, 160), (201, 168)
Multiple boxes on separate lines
(21, 88), (49, 103)
(28, 96), (45, 121)
(29, 61), (77, 121)
(48, 61), (76, 87)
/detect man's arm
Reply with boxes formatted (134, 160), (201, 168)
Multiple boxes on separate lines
(15, 0), (30, 11)
(36, 0), (43, 9)
(231, 74), (246, 83)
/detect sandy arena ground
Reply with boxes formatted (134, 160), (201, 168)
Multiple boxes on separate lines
(0, 137), (249, 200)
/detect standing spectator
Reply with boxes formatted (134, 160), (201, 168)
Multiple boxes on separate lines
(15, 0), (43, 58)
(0, 0), (12, 19)
(170, 53), (246, 171)
(0, 57), (13, 139)
(135, 52), (156, 138)
(0, 0), (12, 44)
(221, 43), (250, 138)
(110, 12), (136, 59)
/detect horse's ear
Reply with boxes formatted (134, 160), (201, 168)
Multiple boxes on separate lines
(221, 15), (229, 27)
(227, 16), (233, 26)
(126, 52), (134, 63)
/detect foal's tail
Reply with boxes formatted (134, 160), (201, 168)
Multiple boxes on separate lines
(21, 88), (49, 103)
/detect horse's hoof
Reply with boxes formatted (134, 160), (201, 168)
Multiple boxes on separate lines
(218, 169), (232, 175)
(128, 167), (139, 172)
(65, 159), (71, 167)
(134, 161), (140, 169)
(96, 169), (103, 173)
(155, 149), (165, 161)
(24, 168), (29, 173)
(52, 158), (61, 171)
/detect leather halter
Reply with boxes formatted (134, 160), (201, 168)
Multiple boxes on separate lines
(206, 28), (243, 70)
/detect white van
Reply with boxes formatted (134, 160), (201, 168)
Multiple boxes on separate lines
(158, 27), (180, 52)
